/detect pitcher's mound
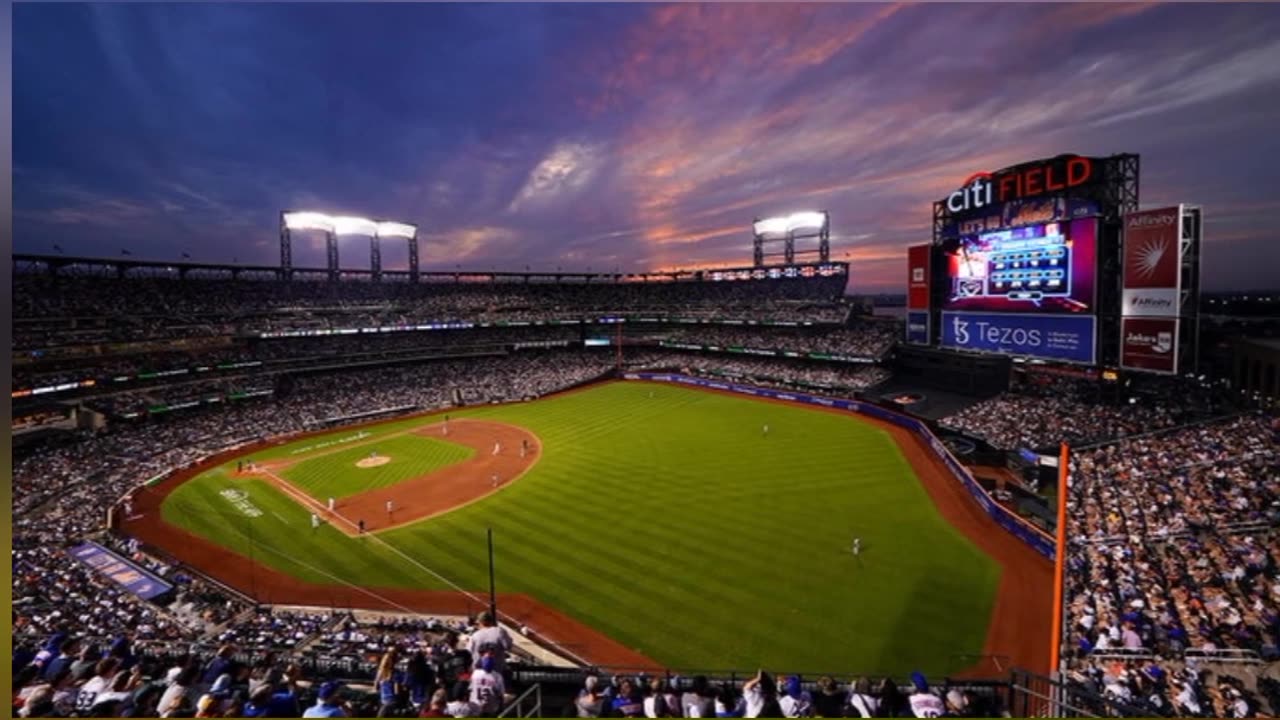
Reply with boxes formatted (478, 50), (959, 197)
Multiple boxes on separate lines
(356, 456), (392, 469)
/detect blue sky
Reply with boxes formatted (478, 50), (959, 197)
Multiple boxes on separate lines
(13, 2), (1280, 290)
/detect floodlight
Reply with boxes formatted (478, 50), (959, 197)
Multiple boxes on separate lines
(753, 217), (789, 236)
(331, 216), (379, 236)
(283, 212), (335, 232)
(377, 221), (417, 238)
(786, 211), (827, 232)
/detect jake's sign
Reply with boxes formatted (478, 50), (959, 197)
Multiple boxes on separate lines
(944, 155), (1099, 215)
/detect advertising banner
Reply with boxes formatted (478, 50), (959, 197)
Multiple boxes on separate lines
(68, 542), (174, 601)
(1122, 206), (1182, 317)
(907, 244), (932, 310)
(1120, 317), (1179, 374)
(906, 311), (930, 345)
(940, 312), (1096, 364)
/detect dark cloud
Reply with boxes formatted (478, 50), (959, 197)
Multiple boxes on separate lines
(13, 2), (1280, 290)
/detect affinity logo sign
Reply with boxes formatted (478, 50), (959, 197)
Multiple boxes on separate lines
(1122, 206), (1181, 317)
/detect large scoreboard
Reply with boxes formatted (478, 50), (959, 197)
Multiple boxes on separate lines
(914, 154), (1131, 365)
(943, 218), (1097, 315)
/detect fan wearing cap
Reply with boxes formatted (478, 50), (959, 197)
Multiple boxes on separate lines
(906, 672), (944, 718)
(243, 662), (303, 718)
(195, 693), (220, 718)
(303, 681), (348, 718)
(469, 653), (507, 715)
(468, 611), (514, 675)
(778, 676), (812, 718)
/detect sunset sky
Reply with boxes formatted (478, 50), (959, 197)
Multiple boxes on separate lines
(13, 3), (1280, 291)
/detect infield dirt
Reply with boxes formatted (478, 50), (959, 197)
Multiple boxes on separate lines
(238, 419), (539, 535)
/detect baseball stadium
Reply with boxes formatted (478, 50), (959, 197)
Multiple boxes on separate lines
(11, 4), (1280, 719)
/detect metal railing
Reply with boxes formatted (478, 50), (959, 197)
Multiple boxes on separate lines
(498, 683), (542, 718)
(1185, 648), (1267, 665)
(1010, 669), (1170, 718)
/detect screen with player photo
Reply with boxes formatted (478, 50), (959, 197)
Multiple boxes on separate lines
(942, 217), (1096, 314)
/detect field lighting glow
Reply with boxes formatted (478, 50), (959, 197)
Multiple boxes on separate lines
(753, 217), (790, 236)
(753, 211), (827, 236)
(331, 216), (380, 236)
(283, 212), (335, 232)
(283, 212), (416, 238)
(786, 211), (827, 232)
(376, 222), (417, 238)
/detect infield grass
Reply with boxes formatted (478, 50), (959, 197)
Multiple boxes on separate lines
(162, 381), (1000, 676)
(280, 434), (473, 500)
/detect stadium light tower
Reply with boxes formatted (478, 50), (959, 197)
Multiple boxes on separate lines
(280, 212), (419, 281)
(752, 211), (830, 266)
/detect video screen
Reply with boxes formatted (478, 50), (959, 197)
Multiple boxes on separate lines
(942, 217), (1096, 314)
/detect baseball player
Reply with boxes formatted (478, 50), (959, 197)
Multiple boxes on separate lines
(491, 473), (499, 488)
(492, 442), (501, 456)
(328, 497), (335, 512)
(762, 424), (770, 437)
(852, 537), (862, 556)
(311, 513), (320, 530)
(358, 519), (366, 534)
(386, 500), (393, 516)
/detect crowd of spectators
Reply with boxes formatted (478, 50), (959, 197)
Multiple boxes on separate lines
(559, 670), (1006, 718)
(1061, 414), (1280, 717)
(938, 374), (1198, 451)
(11, 611), (521, 718)
(630, 352), (891, 394)
(14, 273), (850, 348)
(660, 322), (898, 360)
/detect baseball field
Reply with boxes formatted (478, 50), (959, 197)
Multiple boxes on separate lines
(154, 381), (1003, 676)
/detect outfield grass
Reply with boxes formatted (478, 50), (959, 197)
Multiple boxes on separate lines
(280, 433), (473, 500)
(162, 381), (1000, 675)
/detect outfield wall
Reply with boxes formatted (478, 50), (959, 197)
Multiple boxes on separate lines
(623, 372), (1056, 560)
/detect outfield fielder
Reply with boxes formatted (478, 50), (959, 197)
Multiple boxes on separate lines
(763, 423), (770, 437)
(852, 537), (862, 556)
(311, 513), (320, 530)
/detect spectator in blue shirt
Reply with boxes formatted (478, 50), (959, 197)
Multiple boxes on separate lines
(303, 681), (348, 718)
(611, 678), (643, 717)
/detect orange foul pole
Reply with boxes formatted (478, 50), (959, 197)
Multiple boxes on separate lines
(1049, 441), (1070, 674)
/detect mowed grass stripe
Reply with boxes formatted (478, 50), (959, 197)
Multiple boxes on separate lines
(165, 382), (999, 676)
(164, 477), (427, 588)
(281, 434), (473, 500)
